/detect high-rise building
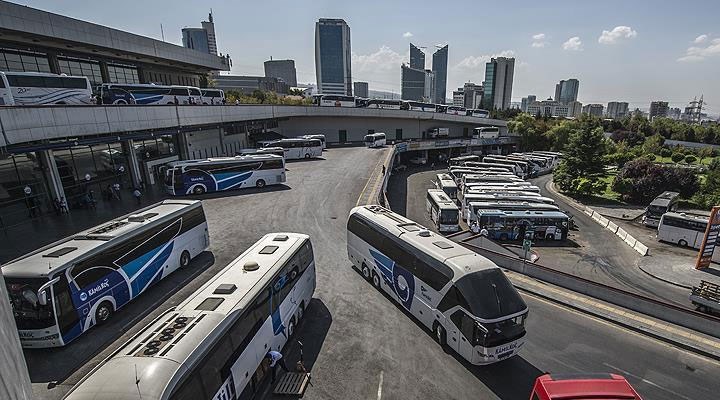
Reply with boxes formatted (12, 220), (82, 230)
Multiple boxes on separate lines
(606, 101), (629, 119)
(401, 64), (433, 102)
(462, 82), (483, 109)
(201, 11), (218, 56)
(582, 103), (604, 117)
(354, 81), (369, 98)
(182, 11), (218, 56)
(567, 100), (583, 117)
(315, 18), (352, 95)
(264, 59), (297, 87)
(409, 43), (425, 70)
(452, 88), (464, 107)
(554, 79), (579, 104)
(649, 101), (669, 120)
(431, 45), (448, 104)
(520, 94), (537, 112)
(668, 107), (682, 120)
(482, 57), (515, 110)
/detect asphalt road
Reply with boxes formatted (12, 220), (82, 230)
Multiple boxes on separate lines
(25, 149), (719, 400)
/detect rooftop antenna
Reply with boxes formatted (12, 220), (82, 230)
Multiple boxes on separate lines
(160, 24), (165, 42)
(134, 364), (143, 399)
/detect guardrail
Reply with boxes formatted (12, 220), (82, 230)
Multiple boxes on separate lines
(377, 147), (397, 207)
(583, 205), (649, 255)
(447, 233), (720, 338)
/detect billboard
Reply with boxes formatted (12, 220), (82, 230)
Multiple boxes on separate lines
(696, 206), (720, 269)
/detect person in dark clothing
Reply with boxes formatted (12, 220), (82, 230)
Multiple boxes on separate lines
(265, 350), (289, 383)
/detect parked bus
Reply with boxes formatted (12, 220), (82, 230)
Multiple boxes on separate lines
(404, 101), (437, 112)
(449, 155), (480, 167)
(643, 191), (680, 228)
(460, 192), (550, 220)
(530, 373), (642, 400)
(347, 205), (528, 365)
(236, 147), (286, 158)
(2, 200), (209, 348)
(657, 212), (712, 249)
(461, 162), (515, 174)
(200, 88), (225, 104)
(475, 209), (569, 241)
(473, 127), (500, 139)
(367, 99), (406, 110)
(466, 184), (541, 194)
(468, 109), (490, 118)
(64, 232), (315, 400)
(313, 94), (357, 107)
(467, 201), (559, 224)
(0, 71), (92, 106)
(164, 154), (285, 195)
(264, 138), (323, 160)
(99, 83), (201, 105)
(436, 173), (458, 200)
(452, 166), (516, 176)
(462, 174), (524, 187)
(445, 106), (467, 115)
(449, 168), (514, 184)
(426, 189), (461, 233)
(482, 157), (528, 177)
(364, 132), (387, 148)
(301, 134), (327, 149)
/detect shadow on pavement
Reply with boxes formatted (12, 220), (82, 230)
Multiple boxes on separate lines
(185, 184), (291, 200)
(285, 157), (327, 163)
(24, 251), (216, 384)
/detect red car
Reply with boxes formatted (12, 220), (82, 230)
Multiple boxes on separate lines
(531, 373), (643, 400)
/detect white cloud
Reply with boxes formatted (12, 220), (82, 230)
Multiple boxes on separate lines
(598, 26), (638, 44)
(562, 37), (583, 51)
(453, 50), (516, 70)
(694, 34), (708, 44)
(531, 42), (546, 48)
(531, 33), (547, 48)
(532, 33), (546, 40)
(352, 46), (406, 72)
(402, 31), (413, 38)
(678, 37), (720, 62)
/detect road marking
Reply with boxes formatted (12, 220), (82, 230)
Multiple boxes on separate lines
(603, 362), (693, 400)
(376, 370), (384, 400)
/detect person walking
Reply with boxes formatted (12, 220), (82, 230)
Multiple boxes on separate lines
(132, 188), (142, 205)
(480, 226), (489, 237)
(471, 220), (480, 234)
(264, 350), (289, 383)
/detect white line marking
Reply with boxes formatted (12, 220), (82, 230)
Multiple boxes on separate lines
(603, 362), (693, 400)
(376, 370), (384, 400)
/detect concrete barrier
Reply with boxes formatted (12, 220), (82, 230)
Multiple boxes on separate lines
(634, 241), (649, 256)
(616, 227), (628, 241)
(624, 235), (637, 248)
(584, 207), (594, 216)
(596, 215), (610, 228)
(606, 221), (619, 234)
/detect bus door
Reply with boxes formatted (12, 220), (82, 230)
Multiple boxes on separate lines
(0, 75), (12, 105)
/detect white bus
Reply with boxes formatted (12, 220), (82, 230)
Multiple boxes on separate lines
(200, 88), (226, 104)
(436, 173), (458, 200)
(99, 83), (201, 105)
(404, 101), (437, 112)
(313, 94), (357, 107)
(64, 232), (316, 400)
(364, 132), (387, 148)
(446, 106), (467, 115)
(0, 71), (92, 106)
(467, 201), (560, 224)
(461, 162), (516, 174)
(657, 212), (711, 249)
(460, 192), (549, 220)
(465, 184), (541, 194)
(473, 127), (500, 139)
(643, 191), (680, 228)
(482, 157), (528, 178)
(469, 109), (490, 118)
(367, 99), (405, 110)
(264, 138), (323, 160)
(236, 147), (286, 158)
(2, 200), (209, 348)
(462, 174), (524, 187)
(449, 168), (514, 184)
(301, 134), (327, 149)
(347, 205), (528, 365)
(448, 155), (480, 167)
(426, 189), (461, 233)
(164, 154), (286, 195)
(475, 209), (569, 241)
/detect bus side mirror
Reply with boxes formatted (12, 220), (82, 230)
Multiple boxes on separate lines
(37, 276), (60, 306)
(38, 291), (48, 306)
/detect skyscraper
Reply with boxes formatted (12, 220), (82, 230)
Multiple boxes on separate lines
(201, 11), (218, 56)
(315, 19), (352, 95)
(431, 45), (448, 104)
(482, 57), (515, 110)
(409, 43), (425, 70)
(606, 101), (629, 119)
(181, 11), (218, 56)
(554, 79), (579, 104)
(264, 59), (297, 87)
(462, 82), (483, 109)
(354, 81), (369, 98)
(401, 64), (433, 102)
(649, 101), (669, 120)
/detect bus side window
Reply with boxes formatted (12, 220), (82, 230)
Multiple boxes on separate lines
(169, 374), (204, 400)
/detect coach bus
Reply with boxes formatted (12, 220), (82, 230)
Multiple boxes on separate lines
(445, 106), (467, 115)
(483, 156), (529, 178)
(657, 212), (711, 249)
(473, 127), (500, 139)
(426, 189), (461, 233)
(64, 232), (315, 400)
(99, 83), (201, 105)
(436, 173), (458, 200)
(367, 99), (406, 110)
(263, 138), (323, 160)
(404, 101), (437, 112)
(313, 94), (356, 107)
(300, 134), (327, 149)
(364, 132), (387, 148)
(236, 147), (286, 158)
(449, 155), (480, 167)
(164, 154), (285, 195)
(200, 88), (225, 104)
(461, 162), (516, 174)
(643, 191), (680, 228)
(469, 109), (490, 118)
(0, 71), (92, 106)
(467, 201), (560, 224)
(347, 205), (528, 365)
(466, 184), (541, 194)
(475, 209), (569, 241)
(2, 200), (209, 348)
(460, 192), (550, 220)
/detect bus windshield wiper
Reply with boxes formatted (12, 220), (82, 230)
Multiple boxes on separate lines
(491, 283), (502, 314)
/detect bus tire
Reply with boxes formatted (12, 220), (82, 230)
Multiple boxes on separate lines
(255, 179), (266, 188)
(371, 271), (381, 290)
(95, 301), (114, 325)
(433, 322), (446, 347)
(360, 263), (371, 281)
(679, 239), (688, 247)
(115, 99), (127, 105)
(180, 250), (191, 268)
(304, 153), (310, 159)
(192, 185), (206, 195)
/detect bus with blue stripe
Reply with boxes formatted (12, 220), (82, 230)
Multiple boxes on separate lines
(2, 200), (209, 348)
(164, 154), (286, 196)
(98, 83), (201, 105)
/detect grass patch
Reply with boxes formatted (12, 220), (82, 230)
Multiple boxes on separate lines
(561, 173), (628, 206)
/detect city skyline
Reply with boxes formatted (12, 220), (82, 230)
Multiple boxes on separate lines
(17, 0), (720, 114)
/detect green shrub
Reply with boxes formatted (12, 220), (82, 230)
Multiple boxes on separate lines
(684, 154), (697, 164)
(659, 148), (672, 158)
(671, 152), (685, 163)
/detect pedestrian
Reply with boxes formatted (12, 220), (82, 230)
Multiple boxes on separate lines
(480, 226), (489, 237)
(53, 197), (62, 215)
(173, 96), (179, 105)
(264, 350), (289, 383)
(133, 188), (142, 205)
(59, 197), (68, 214)
(471, 220), (479, 234)
(382, 165), (386, 175)
(113, 183), (122, 200)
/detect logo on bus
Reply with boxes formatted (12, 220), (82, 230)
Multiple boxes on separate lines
(494, 342), (518, 354)
(86, 278), (110, 299)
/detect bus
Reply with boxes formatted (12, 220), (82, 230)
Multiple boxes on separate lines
(466, 184), (541, 194)
(445, 106), (467, 115)
(347, 205), (528, 365)
(364, 132), (387, 148)
(483, 157), (528, 178)
(462, 174), (524, 188)
(426, 189), (461, 233)
(367, 99), (406, 110)
(201, 88), (225, 104)
(657, 212), (712, 249)
(462, 162), (516, 174)
(313, 94), (356, 107)
(473, 127), (500, 139)
(449, 155), (480, 167)
(530, 373), (642, 400)
(2, 200), (209, 348)
(436, 173), (458, 200)
(263, 138), (323, 160)
(449, 168), (514, 184)
(63, 232), (315, 400)
(300, 134), (327, 149)
(643, 191), (680, 228)
(469, 109), (490, 118)
(459, 192), (550, 220)
(475, 209), (569, 241)
(452, 166), (516, 176)
(404, 101), (437, 112)
(164, 154), (286, 196)
(467, 201), (559, 224)
(0, 71), (92, 106)
(236, 147), (286, 158)
(99, 83), (201, 105)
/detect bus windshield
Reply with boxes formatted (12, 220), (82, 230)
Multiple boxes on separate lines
(455, 269), (527, 320)
(5, 277), (55, 330)
(440, 209), (459, 225)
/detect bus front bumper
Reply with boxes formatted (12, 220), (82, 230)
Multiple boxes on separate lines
(18, 326), (63, 348)
(470, 339), (525, 365)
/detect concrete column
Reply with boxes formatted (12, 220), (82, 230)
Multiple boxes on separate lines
(218, 127), (226, 155)
(122, 140), (142, 188)
(46, 52), (61, 74)
(99, 61), (110, 83)
(0, 273), (33, 400)
(39, 150), (66, 205)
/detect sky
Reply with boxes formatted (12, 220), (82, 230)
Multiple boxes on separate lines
(17, 0), (720, 114)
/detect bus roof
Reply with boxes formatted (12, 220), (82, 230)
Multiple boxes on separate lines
(167, 154), (282, 167)
(663, 211), (708, 223)
(2, 200), (202, 278)
(477, 209), (569, 218)
(649, 191), (680, 207)
(427, 189), (458, 209)
(65, 232), (310, 400)
(468, 201), (558, 211)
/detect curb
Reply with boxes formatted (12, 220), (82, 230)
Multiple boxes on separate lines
(637, 264), (694, 290)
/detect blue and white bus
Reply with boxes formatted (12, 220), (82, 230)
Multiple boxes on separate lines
(64, 232), (315, 400)
(99, 83), (202, 105)
(0, 71), (92, 106)
(164, 154), (286, 195)
(475, 209), (569, 241)
(404, 101), (437, 112)
(313, 94), (356, 107)
(2, 200), (209, 348)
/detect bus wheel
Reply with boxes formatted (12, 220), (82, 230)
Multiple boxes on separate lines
(371, 272), (381, 289)
(192, 185), (206, 195)
(679, 239), (688, 247)
(361, 263), (371, 281)
(115, 100), (127, 105)
(255, 179), (266, 188)
(95, 301), (114, 325)
(304, 153), (310, 159)
(180, 250), (191, 268)
(433, 322), (446, 347)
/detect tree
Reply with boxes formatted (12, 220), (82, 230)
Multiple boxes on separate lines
(610, 130), (645, 146)
(684, 154), (697, 164)
(642, 134), (665, 155)
(612, 159), (699, 204)
(554, 126), (608, 194)
(546, 121), (575, 151)
(659, 148), (672, 158)
(698, 146), (714, 162)
(671, 152), (685, 163)
(508, 113), (552, 151)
